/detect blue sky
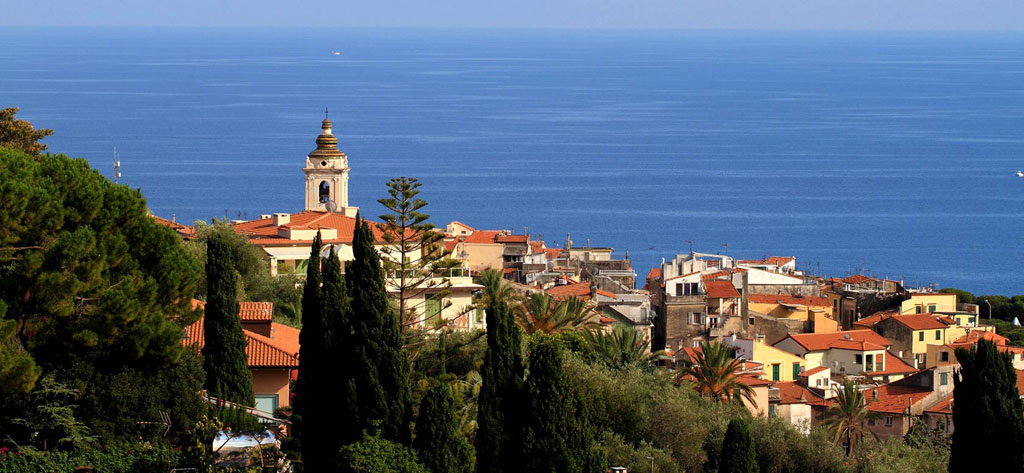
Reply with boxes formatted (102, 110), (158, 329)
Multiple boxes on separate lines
(5, 0), (1023, 30)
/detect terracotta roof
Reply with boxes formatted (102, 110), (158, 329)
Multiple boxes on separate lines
(737, 375), (772, 387)
(777, 330), (892, 352)
(545, 248), (564, 259)
(853, 309), (899, 328)
(829, 340), (888, 351)
(495, 234), (528, 244)
(863, 351), (918, 376)
(925, 394), (953, 415)
(738, 256), (795, 267)
(647, 268), (661, 280)
(151, 214), (196, 239)
(238, 301), (274, 322)
(447, 220), (475, 231)
(890, 314), (951, 331)
(800, 366), (830, 377)
(231, 211), (389, 246)
(747, 294), (830, 307)
(700, 269), (745, 281)
(462, 230), (502, 244)
(842, 274), (875, 285)
(444, 239), (459, 253)
(529, 241), (546, 254)
(1017, 370), (1024, 396)
(704, 280), (740, 299)
(864, 384), (932, 414)
(546, 281), (594, 300)
(955, 330), (1008, 346)
(184, 317), (299, 368)
(773, 381), (827, 406)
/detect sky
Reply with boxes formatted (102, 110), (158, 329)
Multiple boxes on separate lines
(4, 0), (1024, 30)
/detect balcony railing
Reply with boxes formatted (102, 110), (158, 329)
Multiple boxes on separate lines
(386, 267), (472, 279)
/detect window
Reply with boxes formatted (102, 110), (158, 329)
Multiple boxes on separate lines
(868, 418), (875, 426)
(816, 378), (823, 387)
(940, 372), (949, 386)
(255, 395), (278, 414)
(919, 332), (925, 342)
(940, 351), (949, 362)
(684, 282), (699, 295)
(935, 330), (941, 341)
(772, 364), (781, 381)
(969, 317), (976, 325)
(916, 306), (922, 314)
(885, 416), (893, 427)
(318, 181), (330, 203)
(641, 308), (649, 319)
(675, 283), (683, 296)
(793, 363), (801, 380)
(865, 354), (874, 372)
(424, 293), (442, 325)
(928, 305), (936, 313)
(855, 354), (863, 364)
(768, 404), (777, 418)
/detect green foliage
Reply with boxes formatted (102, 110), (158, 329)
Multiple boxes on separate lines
(520, 336), (604, 473)
(9, 374), (94, 451)
(950, 339), (1024, 471)
(601, 431), (679, 473)
(202, 231), (254, 406)
(974, 294), (1024, 322)
(338, 432), (429, 473)
(675, 340), (755, 405)
(583, 324), (662, 369)
(820, 379), (880, 456)
(0, 302), (39, 394)
(749, 419), (847, 473)
(0, 441), (180, 473)
(294, 232), (327, 470)
(515, 293), (597, 335)
(378, 176), (450, 331)
(0, 107), (52, 157)
(852, 437), (949, 473)
(411, 330), (487, 380)
(980, 318), (1024, 346)
(413, 380), (473, 473)
(719, 418), (758, 473)
(345, 215), (414, 445)
(475, 269), (525, 473)
(186, 220), (303, 326)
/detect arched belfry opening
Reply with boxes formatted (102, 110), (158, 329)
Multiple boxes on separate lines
(319, 181), (330, 203)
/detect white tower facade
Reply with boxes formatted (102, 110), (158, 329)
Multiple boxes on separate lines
(303, 115), (358, 216)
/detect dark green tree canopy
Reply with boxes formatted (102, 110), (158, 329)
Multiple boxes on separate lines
(720, 418), (758, 473)
(201, 231), (254, 406)
(0, 107), (53, 157)
(413, 380), (473, 473)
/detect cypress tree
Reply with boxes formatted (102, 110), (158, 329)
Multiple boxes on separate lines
(475, 269), (525, 473)
(294, 232), (327, 470)
(321, 245), (357, 460)
(413, 380), (473, 473)
(520, 336), (604, 473)
(950, 339), (1024, 472)
(202, 231), (254, 406)
(344, 215), (413, 444)
(720, 418), (758, 473)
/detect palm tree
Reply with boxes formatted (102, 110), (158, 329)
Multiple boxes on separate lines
(583, 324), (664, 368)
(476, 269), (516, 310)
(820, 379), (880, 456)
(514, 293), (597, 334)
(674, 340), (755, 405)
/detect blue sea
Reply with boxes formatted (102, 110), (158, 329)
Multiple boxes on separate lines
(2, 28), (1023, 294)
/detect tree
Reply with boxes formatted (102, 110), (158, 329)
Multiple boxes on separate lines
(0, 107), (53, 157)
(475, 269), (525, 473)
(583, 324), (662, 369)
(819, 379), (879, 456)
(515, 293), (597, 335)
(674, 340), (754, 405)
(294, 232), (329, 469)
(0, 302), (40, 394)
(339, 432), (430, 473)
(520, 336), (604, 473)
(719, 418), (758, 473)
(378, 177), (451, 332)
(413, 380), (473, 473)
(201, 232), (254, 406)
(345, 215), (413, 444)
(950, 339), (1024, 472)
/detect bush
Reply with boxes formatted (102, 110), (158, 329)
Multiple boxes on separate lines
(853, 438), (948, 473)
(749, 418), (847, 473)
(0, 442), (179, 473)
(601, 431), (679, 473)
(338, 433), (429, 473)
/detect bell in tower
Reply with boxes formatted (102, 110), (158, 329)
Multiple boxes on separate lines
(303, 109), (358, 216)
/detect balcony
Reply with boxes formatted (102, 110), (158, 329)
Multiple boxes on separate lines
(665, 294), (704, 305)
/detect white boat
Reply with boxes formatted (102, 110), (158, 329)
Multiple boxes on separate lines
(1017, 171), (1023, 177)
(331, 51), (341, 56)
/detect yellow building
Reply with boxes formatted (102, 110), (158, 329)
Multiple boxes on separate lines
(901, 293), (957, 315)
(747, 293), (831, 321)
(874, 314), (951, 368)
(723, 336), (807, 382)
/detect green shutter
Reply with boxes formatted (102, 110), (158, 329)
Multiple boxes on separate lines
(792, 363), (800, 380)
(772, 364), (780, 381)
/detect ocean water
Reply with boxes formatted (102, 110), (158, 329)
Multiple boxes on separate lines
(2, 28), (1023, 294)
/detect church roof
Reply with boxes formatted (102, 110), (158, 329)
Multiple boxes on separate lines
(308, 114), (346, 159)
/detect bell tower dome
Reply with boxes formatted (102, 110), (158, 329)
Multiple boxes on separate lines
(303, 109), (358, 215)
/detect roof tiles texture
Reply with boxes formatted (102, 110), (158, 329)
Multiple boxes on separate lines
(747, 294), (830, 307)
(704, 280), (740, 299)
(778, 330), (892, 352)
(232, 211), (389, 246)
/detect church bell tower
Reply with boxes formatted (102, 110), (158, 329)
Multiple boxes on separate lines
(303, 110), (358, 216)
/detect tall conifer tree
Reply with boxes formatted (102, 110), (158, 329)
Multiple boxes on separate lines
(475, 269), (524, 473)
(344, 215), (413, 445)
(413, 380), (473, 473)
(320, 246), (357, 459)
(720, 418), (758, 473)
(294, 232), (327, 470)
(950, 339), (1024, 472)
(202, 232), (254, 406)
(520, 336), (604, 473)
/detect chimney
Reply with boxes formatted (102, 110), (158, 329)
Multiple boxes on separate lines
(260, 214), (272, 220)
(272, 213), (290, 226)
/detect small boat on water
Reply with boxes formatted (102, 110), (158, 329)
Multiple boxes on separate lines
(1017, 170), (1023, 177)
(331, 51), (341, 56)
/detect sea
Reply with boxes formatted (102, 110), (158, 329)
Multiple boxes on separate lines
(2, 28), (1023, 295)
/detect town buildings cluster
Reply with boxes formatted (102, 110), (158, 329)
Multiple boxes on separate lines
(154, 115), (1020, 440)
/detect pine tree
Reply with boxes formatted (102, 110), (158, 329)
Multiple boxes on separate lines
(413, 380), (473, 473)
(950, 339), (1024, 472)
(475, 269), (524, 473)
(202, 232), (254, 406)
(520, 336), (604, 473)
(720, 418), (758, 473)
(294, 232), (329, 470)
(345, 215), (413, 445)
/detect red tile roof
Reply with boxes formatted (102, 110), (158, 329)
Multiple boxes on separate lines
(777, 330), (892, 352)
(238, 301), (274, 322)
(704, 280), (740, 299)
(890, 314), (951, 331)
(546, 281), (593, 300)
(151, 214), (196, 239)
(184, 318), (299, 368)
(495, 234), (528, 244)
(842, 274), (875, 285)
(529, 241), (546, 254)
(737, 375), (772, 387)
(829, 340), (888, 351)
(800, 366), (830, 377)
(647, 268), (661, 280)
(955, 330), (1009, 346)
(700, 269), (745, 281)
(738, 256), (795, 267)
(1017, 370), (1024, 396)
(853, 309), (899, 329)
(773, 381), (827, 406)
(864, 384), (933, 414)
(231, 211), (389, 246)
(925, 394), (953, 415)
(747, 294), (830, 307)
(545, 248), (564, 259)
(462, 230), (502, 244)
(863, 351), (918, 376)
